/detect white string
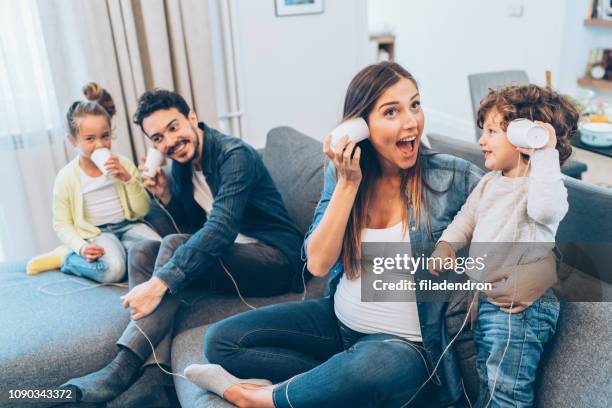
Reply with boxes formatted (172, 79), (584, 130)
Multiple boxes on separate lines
(218, 259), (257, 310)
(300, 262), (308, 301)
(131, 321), (187, 380)
(151, 194), (181, 234)
(37, 278), (128, 296)
(400, 292), (477, 407)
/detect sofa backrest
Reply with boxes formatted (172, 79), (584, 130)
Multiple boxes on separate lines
(262, 126), (325, 236)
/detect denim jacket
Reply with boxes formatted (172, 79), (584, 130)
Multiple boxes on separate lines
(154, 122), (304, 294)
(302, 148), (484, 406)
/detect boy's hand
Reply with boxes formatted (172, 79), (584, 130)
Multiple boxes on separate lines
(515, 121), (557, 155)
(428, 241), (456, 276)
(139, 155), (171, 204)
(105, 156), (132, 182)
(80, 243), (105, 262)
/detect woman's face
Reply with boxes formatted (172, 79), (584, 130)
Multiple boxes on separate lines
(367, 78), (424, 172)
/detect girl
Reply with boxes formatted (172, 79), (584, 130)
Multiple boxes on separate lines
(430, 85), (577, 407)
(49, 83), (160, 283)
(182, 63), (558, 408)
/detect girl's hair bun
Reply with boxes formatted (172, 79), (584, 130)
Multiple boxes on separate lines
(82, 82), (116, 117)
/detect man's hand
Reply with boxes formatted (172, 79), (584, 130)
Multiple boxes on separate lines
(485, 255), (556, 313)
(80, 243), (105, 262)
(139, 155), (171, 204)
(121, 277), (169, 320)
(428, 241), (456, 276)
(515, 121), (557, 156)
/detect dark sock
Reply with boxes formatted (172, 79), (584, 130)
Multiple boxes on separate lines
(59, 347), (143, 403)
(106, 365), (179, 408)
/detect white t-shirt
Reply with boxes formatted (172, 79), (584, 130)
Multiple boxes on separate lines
(80, 170), (125, 226)
(191, 167), (258, 244)
(334, 222), (422, 342)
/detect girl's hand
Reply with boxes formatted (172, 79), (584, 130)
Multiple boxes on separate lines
(105, 156), (132, 182)
(139, 155), (171, 204)
(80, 243), (105, 262)
(515, 121), (557, 155)
(428, 241), (456, 276)
(323, 134), (362, 187)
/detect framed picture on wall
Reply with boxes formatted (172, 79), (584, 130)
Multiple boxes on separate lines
(274, 0), (324, 17)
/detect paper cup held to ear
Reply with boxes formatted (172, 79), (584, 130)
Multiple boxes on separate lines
(144, 147), (165, 177)
(507, 119), (548, 149)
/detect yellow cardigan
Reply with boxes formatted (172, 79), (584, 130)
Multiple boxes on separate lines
(52, 155), (150, 254)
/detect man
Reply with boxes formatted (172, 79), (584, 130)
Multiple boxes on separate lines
(61, 90), (305, 403)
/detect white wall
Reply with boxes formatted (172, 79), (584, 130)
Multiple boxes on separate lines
(559, 0), (612, 101)
(369, 0), (581, 141)
(225, 0), (370, 147)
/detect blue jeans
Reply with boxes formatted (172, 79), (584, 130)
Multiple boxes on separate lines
(474, 293), (559, 408)
(61, 220), (161, 283)
(205, 297), (435, 408)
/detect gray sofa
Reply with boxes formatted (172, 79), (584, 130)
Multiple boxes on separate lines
(1, 127), (610, 407)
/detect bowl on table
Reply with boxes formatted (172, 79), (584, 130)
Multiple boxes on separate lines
(580, 122), (612, 148)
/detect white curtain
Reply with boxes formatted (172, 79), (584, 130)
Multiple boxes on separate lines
(0, 0), (218, 261)
(37, 0), (219, 161)
(0, 0), (68, 261)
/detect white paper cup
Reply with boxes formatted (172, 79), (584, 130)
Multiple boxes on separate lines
(144, 147), (165, 177)
(507, 119), (548, 149)
(330, 117), (370, 148)
(90, 148), (112, 175)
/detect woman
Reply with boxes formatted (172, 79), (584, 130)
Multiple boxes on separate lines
(184, 62), (556, 407)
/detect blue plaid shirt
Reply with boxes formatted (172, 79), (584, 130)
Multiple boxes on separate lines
(154, 122), (304, 294)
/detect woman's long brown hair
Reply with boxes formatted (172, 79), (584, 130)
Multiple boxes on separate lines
(341, 62), (425, 279)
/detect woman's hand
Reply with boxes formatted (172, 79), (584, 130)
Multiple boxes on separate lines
(139, 155), (171, 204)
(105, 156), (132, 182)
(515, 121), (557, 156)
(428, 241), (456, 276)
(323, 134), (362, 187)
(484, 255), (557, 313)
(80, 243), (105, 262)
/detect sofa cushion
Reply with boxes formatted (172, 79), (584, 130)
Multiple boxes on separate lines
(0, 268), (130, 408)
(535, 303), (612, 406)
(262, 127), (325, 235)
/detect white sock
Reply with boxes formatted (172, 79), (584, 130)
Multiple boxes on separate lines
(184, 364), (272, 397)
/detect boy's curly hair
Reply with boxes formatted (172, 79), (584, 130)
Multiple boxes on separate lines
(476, 84), (579, 165)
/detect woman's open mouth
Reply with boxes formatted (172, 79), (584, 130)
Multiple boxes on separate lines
(396, 135), (417, 155)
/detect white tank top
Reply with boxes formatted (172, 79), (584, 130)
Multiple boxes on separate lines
(80, 170), (125, 226)
(334, 222), (422, 342)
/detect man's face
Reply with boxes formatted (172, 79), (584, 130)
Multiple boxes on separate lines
(142, 108), (200, 163)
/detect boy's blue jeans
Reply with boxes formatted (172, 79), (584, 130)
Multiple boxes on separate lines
(474, 292), (559, 408)
(61, 220), (161, 283)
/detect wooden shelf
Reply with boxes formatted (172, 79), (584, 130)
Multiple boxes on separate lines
(578, 77), (612, 90)
(584, 18), (612, 27)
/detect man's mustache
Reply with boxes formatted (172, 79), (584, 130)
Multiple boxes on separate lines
(167, 139), (188, 155)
